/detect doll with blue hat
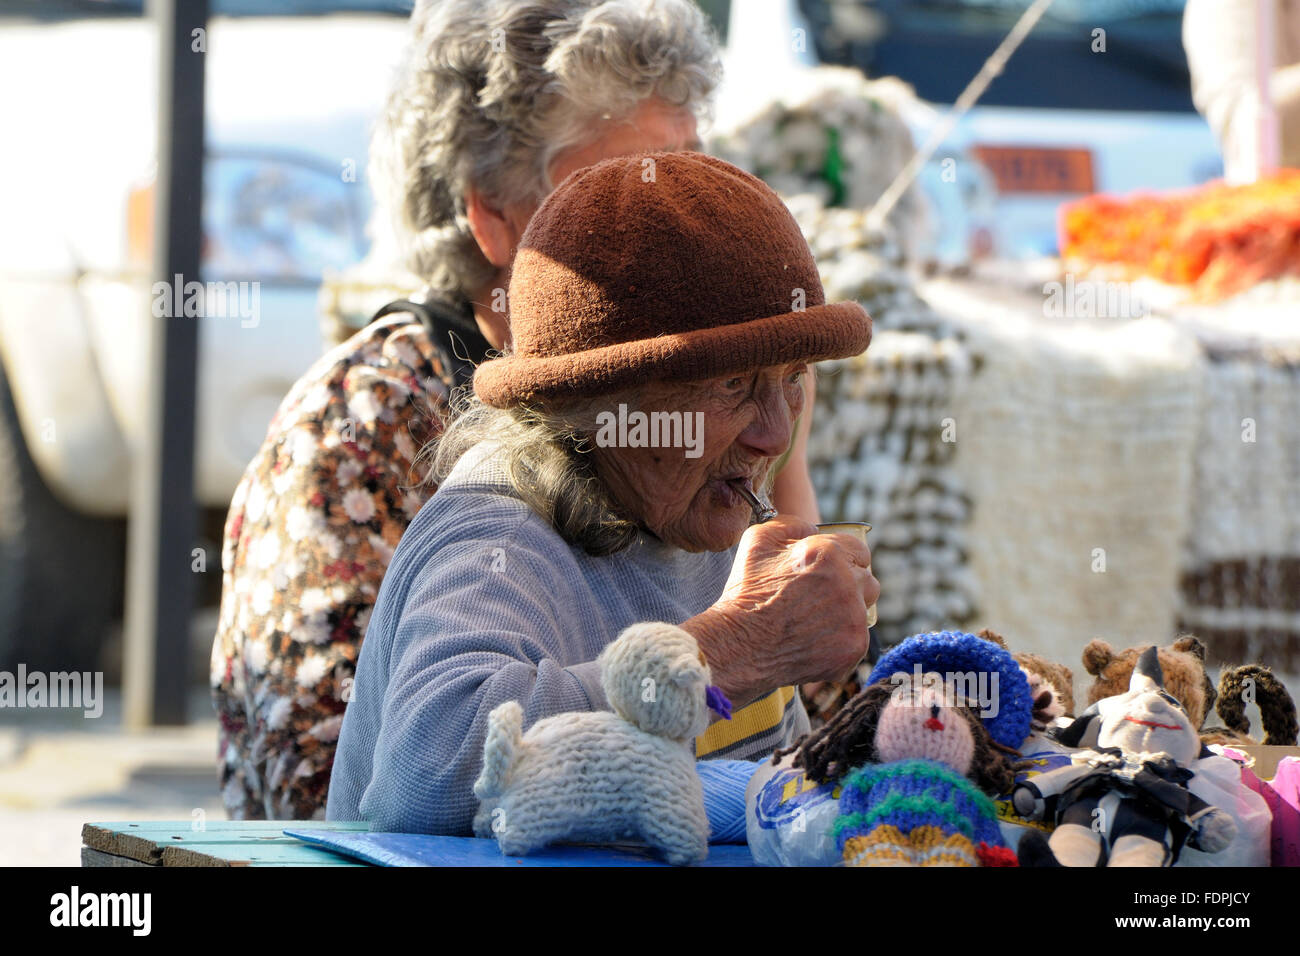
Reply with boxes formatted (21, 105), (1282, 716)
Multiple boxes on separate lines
(773, 630), (1035, 866)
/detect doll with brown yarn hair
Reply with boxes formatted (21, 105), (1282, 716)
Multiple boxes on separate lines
(772, 673), (1021, 865)
(773, 678), (1019, 794)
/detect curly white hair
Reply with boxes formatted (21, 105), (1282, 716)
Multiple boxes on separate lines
(368, 0), (722, 301)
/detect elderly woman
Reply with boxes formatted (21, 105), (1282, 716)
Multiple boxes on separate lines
(211, 0), (748, 820)
(326, 152), (878, 834)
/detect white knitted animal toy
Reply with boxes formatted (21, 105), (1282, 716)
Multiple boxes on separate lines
(472, 622), (714, 865)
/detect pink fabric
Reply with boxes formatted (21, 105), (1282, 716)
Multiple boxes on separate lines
(1226, 750), (1300, 867)
(1268, 757), (1300, 867)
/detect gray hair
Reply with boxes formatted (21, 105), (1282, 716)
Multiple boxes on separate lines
(369, 0), (722, 302)
(430, 389), (645, 556)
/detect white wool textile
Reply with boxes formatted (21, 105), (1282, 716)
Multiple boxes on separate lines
(904, 280), (1206, 699)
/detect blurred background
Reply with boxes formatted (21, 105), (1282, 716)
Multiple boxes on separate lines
(1, 0), (1296, 864)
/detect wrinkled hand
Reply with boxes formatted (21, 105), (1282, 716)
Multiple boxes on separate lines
(682, 515), (879, 707)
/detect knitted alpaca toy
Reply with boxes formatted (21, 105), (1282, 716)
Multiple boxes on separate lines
(472, 622), (715, 865)
(777, 674), (1020, 867)
(1014, 647), (1238, 867)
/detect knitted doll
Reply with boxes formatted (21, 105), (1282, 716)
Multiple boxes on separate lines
(865, 630), (1035, 750)
(778, 674), (1020, 867)
(1014, 647), (1238, 867)
(472, 622), (720, 865)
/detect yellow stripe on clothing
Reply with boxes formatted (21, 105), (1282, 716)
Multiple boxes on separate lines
(694, 685), (796, 758)
(843, 825), (979, 868)
(843, 828), (914, 868)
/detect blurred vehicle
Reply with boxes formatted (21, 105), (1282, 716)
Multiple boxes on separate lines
(0, 0), (412, 671)
(799, 0), (1225, 256)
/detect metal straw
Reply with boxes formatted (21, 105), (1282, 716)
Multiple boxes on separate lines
(729, 479), (778, 524)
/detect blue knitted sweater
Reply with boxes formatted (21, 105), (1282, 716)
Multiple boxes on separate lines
(326, 442), (810, 835)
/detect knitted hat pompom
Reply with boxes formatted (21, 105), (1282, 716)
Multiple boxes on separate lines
(867, 631), (1034, 749)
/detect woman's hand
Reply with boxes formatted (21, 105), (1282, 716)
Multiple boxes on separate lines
(682, 515), (879, 707)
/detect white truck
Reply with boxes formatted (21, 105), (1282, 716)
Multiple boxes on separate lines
(0, 2), (412, 671)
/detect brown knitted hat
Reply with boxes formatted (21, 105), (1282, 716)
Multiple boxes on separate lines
(472, 151), (871, 407)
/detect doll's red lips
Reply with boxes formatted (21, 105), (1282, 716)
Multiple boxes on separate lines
(1122, 715), (1181, 729)
(924, 717), (945, 731)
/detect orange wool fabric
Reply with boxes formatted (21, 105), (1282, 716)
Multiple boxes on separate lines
(1059, 169), (1300, 301)
(473, 151), (872, 407)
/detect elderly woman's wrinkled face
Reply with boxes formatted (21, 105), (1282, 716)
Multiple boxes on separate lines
(592, 362), (808, 553)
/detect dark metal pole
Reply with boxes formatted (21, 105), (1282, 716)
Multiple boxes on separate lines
(124, 0), (207, 728)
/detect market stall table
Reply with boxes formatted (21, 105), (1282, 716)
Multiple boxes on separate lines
(80, 821), (758, 867)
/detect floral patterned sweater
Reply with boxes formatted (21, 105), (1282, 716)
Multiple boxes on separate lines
(210, 299), (488, 820)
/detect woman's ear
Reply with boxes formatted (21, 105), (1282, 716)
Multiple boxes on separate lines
(465, 186), (531, 269)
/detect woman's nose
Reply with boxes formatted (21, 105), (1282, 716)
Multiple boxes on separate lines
(735, 384), (794, 458)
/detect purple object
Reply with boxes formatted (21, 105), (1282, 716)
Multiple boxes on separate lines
(706, 685), (733, 720)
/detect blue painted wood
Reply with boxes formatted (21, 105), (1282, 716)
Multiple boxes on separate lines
(85, 820), (756, 867)
(161, 840), (368, 867)
(83, 821), (373, 867)
(284, 828), (757, 867)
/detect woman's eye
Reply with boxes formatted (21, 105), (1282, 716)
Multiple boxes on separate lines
(722, 376), (746, 391)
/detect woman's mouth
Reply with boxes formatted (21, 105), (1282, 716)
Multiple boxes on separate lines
(720, 476), (776, 523)
(711, 475), (745, 508)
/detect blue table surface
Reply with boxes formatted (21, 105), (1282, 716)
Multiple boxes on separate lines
(284, 827), (757, 867)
